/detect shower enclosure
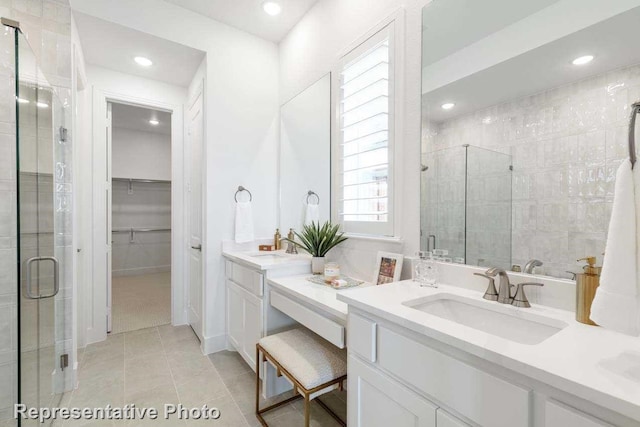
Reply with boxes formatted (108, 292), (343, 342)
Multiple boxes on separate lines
(0, 20), (73, 426)
(421, 144), (512, 268)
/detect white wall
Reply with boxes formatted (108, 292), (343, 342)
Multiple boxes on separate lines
(73, 1), (280, 353)
(279, 0), (426, 278)
(112, 127), (171, 181)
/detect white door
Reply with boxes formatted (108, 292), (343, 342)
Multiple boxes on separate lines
(105, 102), (113, 333)
(348, 355), (437, 427)
(187, 88), (204, 341)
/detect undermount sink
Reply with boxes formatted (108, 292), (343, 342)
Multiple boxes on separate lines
(403, 293), (568, 345)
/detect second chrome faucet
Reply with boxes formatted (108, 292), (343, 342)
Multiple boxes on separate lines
(475, 267), (543, 308)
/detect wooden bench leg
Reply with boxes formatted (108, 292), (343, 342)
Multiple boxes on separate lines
(304, 393), (310, 427)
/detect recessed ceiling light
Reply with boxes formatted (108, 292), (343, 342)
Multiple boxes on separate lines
(36, 102), (49, 108)
(149, 119), (159, 125)
(263, 1), (282, 16)
(572, 55), (594, 66)
(16, 97), (29, 104)
(134, 56), (153, 67)
(441, 103), (455, 110)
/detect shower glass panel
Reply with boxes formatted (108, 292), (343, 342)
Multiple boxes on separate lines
(421, 145), (512, 268)
(465, 146), (512, 269)
(16, 26), (69, 425)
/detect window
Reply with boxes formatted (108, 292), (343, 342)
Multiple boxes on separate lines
(336, 24), (396, 236)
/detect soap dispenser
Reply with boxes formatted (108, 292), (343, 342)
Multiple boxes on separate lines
(575, 256), (602, 326)
(274, 229), (282, 250)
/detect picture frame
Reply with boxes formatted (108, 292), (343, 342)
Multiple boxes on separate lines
(373, 251), (404, 285)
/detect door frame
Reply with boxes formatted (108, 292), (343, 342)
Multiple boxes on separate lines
(86, 86), (188, 345)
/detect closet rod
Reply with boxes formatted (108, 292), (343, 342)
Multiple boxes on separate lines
(112, 177), (171, 184)
(112, 228), (171, 233)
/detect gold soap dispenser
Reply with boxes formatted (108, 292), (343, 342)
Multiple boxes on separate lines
(575, 256), (602, 326)
(274, 228), (282, 250)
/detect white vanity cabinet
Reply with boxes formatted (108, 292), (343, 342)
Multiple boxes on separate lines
(347, 310), (635, 427)
(226, 278), (262, 367)
(223, 253), (311, 373)
(545, 400), (613, 427)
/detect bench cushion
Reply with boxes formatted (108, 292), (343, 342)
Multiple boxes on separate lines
(259, 328), (347, 390)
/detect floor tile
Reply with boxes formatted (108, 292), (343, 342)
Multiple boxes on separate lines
(174, 370), (229, 407)
(208, 350), (252, 380)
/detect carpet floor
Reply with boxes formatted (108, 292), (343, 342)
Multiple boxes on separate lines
(111, 271), (171, 334)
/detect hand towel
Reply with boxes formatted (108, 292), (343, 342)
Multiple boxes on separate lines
(234, 201), (254, 244)
(304, 203), (320, 227)
(590, 159), (640, 335)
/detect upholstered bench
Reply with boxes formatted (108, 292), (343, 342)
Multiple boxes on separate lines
(255, 328), (347, 427)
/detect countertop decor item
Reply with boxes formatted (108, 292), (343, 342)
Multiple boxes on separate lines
(306, 274), (363, 289)
(284, 221), (348, 274)
(374, 251), (404, 285)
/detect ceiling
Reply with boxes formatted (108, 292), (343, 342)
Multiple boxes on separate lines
(164, 0), (318, 43)
(112, 103), (172, 135)
(422, 0), (560, 67)
(423, 6), (640, 123)
(74, 12), (205, 87)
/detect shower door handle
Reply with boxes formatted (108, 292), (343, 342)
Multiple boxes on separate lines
(24, 256), (60, 299)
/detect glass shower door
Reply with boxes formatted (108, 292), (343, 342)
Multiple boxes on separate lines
(17, 29), (66, 424)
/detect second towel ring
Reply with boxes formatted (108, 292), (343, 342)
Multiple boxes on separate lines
(235, 186), (252, 202)
(307, 190), (320, 205)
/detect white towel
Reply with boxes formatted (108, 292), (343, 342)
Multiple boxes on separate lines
(304, 203), (320, 227)
(591, 159), (640, 335)
(234, 201), (254, 244)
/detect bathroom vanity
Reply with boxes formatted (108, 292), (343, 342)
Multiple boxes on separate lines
(222, 250), (310, 372)
(339, 281), (640, 427)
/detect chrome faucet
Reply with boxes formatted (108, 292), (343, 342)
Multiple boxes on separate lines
(485, 267), (513, 304)
(523, 259), (543, 274)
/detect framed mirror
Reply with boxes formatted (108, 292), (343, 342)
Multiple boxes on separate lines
(421, 1), (640, 278)
(279, 73), (331, 232)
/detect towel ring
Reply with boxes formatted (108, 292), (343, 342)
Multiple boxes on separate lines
(630, 101), (640, 169)
(235, 186), (252, 202)
(307, 190), (320, 205)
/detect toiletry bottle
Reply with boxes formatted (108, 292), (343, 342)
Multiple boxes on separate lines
(575, 256), (602, 326)
(274, 229), (281, 250)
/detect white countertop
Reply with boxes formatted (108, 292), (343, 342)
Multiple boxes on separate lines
(337, 280), (640, 422)
(222, 250), (311, 271)
(268, 274), (372, 322)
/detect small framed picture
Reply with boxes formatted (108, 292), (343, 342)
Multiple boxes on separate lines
(373, 252), (404, 285)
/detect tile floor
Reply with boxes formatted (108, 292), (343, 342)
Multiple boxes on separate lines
(55, 325), (346, 426)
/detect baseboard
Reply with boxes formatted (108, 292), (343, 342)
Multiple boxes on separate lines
(202, 333), (227, 355)
(112, 265), (171, 277)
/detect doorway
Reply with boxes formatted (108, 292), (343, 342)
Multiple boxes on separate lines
(108, 102), (173, 334)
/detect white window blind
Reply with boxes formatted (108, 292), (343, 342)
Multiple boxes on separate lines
(337, 25), (394, 236)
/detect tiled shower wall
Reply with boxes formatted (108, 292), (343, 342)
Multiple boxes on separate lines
(423, 63), (640, 278)
(0, 0), (72, 420)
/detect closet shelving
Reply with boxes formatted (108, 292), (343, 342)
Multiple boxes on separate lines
(111, 177), (171, 243)
(112, 177), (171, 194)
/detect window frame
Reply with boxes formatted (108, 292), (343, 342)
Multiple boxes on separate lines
(332, 18), (402, 237)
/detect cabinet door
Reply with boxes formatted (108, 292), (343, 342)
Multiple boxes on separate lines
(242, 292), (263, 369)
(545, 400), (612, 427)
(437, 409), (469, 427)
(348, 355), (437, 427)
(227, 280), (243, 351)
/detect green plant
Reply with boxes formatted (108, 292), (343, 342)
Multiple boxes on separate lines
(284, 221), (348, 257)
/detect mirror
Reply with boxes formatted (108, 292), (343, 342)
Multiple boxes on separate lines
(279, 73), (331, 232)
(421, 1), (640, 278)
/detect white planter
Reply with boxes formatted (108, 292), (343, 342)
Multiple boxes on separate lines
(311, 257), (325, 275)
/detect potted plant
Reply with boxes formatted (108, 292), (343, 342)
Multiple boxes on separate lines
(285, 221), (348, 274)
